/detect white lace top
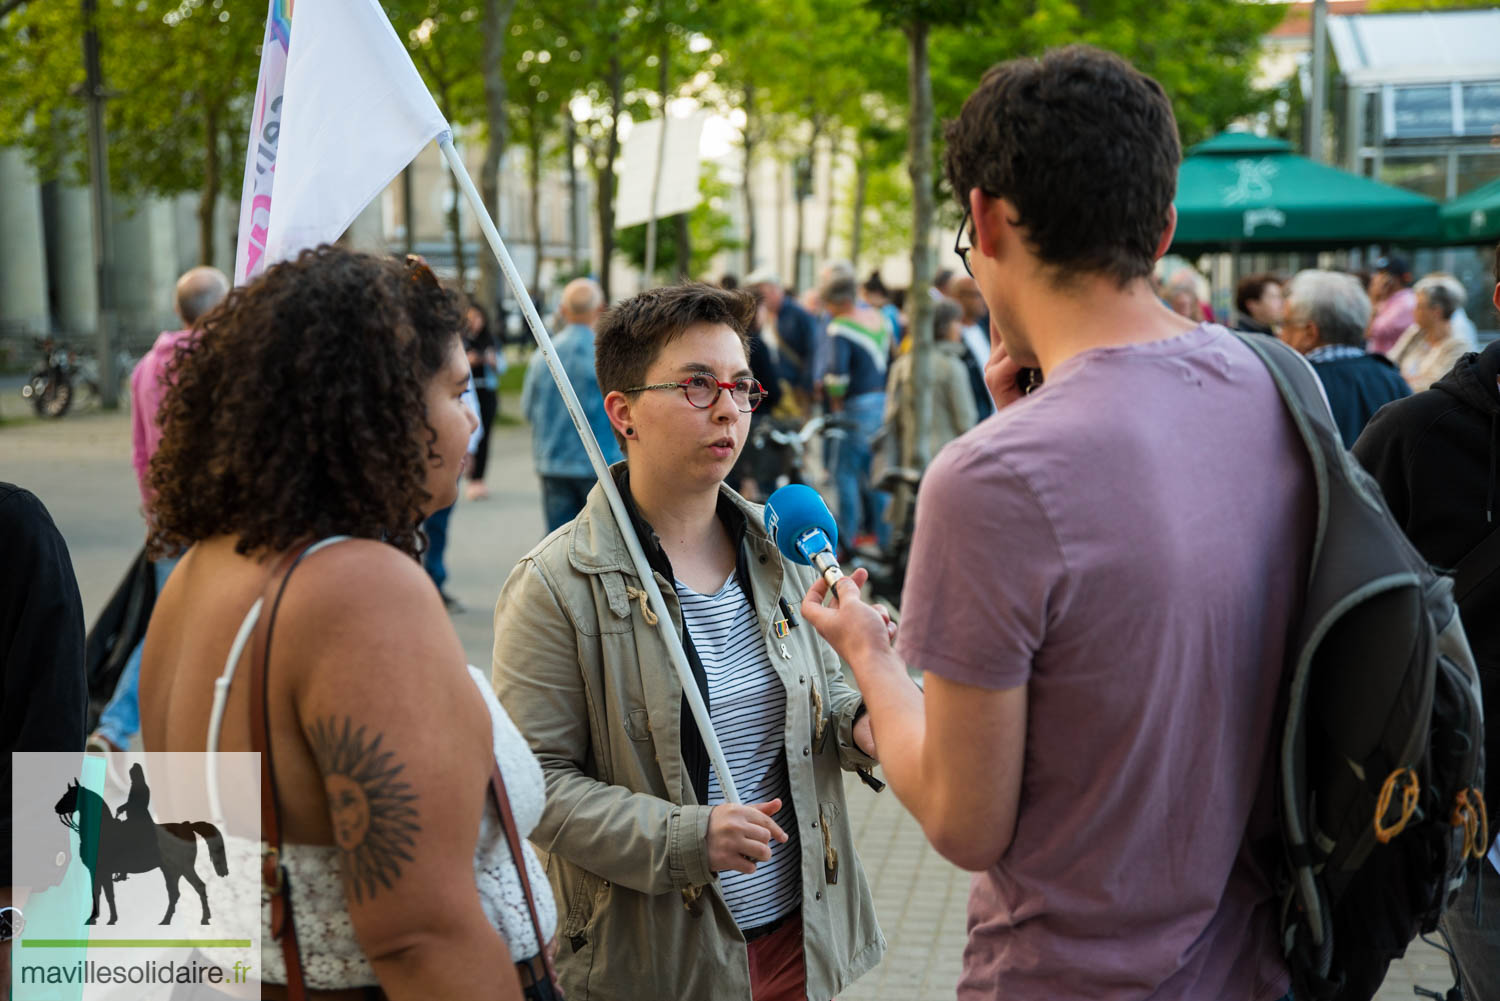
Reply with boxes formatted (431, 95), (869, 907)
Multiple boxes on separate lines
(248, 666), (555, 988)
(210, 667), (556, 989)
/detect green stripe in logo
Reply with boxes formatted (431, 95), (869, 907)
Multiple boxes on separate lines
(22, 939), (253, 948)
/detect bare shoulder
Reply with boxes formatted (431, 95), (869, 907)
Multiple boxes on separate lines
(271, 539), (467, 691)
(277, 539), (441, 621)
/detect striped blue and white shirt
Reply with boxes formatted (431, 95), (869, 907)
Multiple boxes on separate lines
(676, 571), (801, 929)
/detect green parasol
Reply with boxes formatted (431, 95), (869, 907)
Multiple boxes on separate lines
(1171, 132), (1441, 253)
(1440, 175), (1500, 246)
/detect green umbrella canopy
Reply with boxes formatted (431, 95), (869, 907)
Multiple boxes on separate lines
(1441, 175), (1500, 245)
(1170, 132), (1441, 253)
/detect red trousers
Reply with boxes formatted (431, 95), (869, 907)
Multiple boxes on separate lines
(747, 910), (809, 1001)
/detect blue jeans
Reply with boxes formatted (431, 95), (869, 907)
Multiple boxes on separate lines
(96, 556), (178, 749)
(422, 504), (453, 591)
(541, 475), (596, 533)
(831, 391), (889, 551)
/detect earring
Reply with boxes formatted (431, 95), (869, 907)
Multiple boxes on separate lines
(625, 427), (634, 436)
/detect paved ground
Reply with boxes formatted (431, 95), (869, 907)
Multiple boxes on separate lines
(0, 399), (1454, 1000)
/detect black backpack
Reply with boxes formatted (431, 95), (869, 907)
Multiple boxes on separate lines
(1238, 334), (1488, 1001)
(82, 545), (158, 729)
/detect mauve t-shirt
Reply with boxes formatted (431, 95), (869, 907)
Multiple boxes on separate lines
(897, 324), (1314, 1001)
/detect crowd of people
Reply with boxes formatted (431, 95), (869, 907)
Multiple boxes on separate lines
(1158, 257), (1484, 444)
(5, 40), (1500, 1001)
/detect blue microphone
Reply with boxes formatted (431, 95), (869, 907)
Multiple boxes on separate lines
(764, 484), (846, 598)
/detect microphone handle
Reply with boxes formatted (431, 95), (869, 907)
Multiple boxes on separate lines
(811, 550), (845, 603)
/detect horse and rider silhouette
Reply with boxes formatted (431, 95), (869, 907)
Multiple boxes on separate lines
(53, 764), (228, 926)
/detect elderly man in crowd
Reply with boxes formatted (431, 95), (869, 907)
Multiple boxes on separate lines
(747, 268), (818, 406)
(1278, 270), (1410, 447)
(521, 277), (622, 532)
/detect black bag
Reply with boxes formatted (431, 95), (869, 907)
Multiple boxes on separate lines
(1236, 334), (1488, 1001)
(82, 546), (157, 728)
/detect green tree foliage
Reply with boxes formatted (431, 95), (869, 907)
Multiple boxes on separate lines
(391, 0), (486, 283)
(0, 0), (1288, 294)
(0, 0), (262, 262)
(505, 11), (588, 292)
(841, 151), (915, 268)
(932, 0), (1285, 152)
(394, 1), (485, 126)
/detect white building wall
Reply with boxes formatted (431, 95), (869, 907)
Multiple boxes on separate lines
(0, 148), (52, 336)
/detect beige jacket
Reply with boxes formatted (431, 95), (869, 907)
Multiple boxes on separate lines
(492, 468), (885, 1000)
(1388, 323), (1468, 393)
(883, 341), (979, 465)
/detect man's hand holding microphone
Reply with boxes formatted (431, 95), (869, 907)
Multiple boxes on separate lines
(763, 486), (898, 754)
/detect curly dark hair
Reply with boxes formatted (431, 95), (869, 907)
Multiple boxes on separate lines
(943, 45), (1180, 288)
(147, 246), (464, 560)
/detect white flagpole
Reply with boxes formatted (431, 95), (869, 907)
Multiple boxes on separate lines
(439, 136), (741, 806)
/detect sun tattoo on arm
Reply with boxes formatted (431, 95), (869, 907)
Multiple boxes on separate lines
(309, 717), (422, 904)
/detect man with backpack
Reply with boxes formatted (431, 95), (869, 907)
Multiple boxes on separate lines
(1353, 243), (1500, 1000)
(800, 46), (1318, 999)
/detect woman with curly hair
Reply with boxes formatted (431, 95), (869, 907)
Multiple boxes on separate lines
(137, 246), (554, 1000)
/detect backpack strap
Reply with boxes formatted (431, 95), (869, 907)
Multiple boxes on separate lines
(1231, 332), (1341, 452)
(1453, 524), (1500, 610)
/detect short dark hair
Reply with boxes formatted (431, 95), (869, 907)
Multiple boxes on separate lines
(1236, 273), (1281, 315)
(148, 246), (464, 561)
(595, 281), (756, 402)
(944, 45), (1180, 287)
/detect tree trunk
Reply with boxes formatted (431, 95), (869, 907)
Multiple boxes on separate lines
(820, 130), (836, 263)
(198, 103), (220, 265)
(792, 180), (805, 293)
(851, 153), (868, 272)
(401, 164), (416, 256)
(644, 33), (671, 284)
(741, 83), (757, 275)
(791, 117), (820, 292)
(448, 153), (466, 287)
(479, 0), (518, 317)
(595, 51), (624, 301)
(675, 212), (691, 280)
(565, 116), (581, 272)
(904, 20), (936, 471)
(530, 123), (544, 297)
(776, 160), (786, 283)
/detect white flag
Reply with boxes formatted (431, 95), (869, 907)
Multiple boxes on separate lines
(233, 0), (292, 286)
(240, 0), (448, 280)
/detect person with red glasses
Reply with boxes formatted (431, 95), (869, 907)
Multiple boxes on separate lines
(493, 281), (886, 1001)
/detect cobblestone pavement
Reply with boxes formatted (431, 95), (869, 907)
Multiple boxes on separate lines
(0, 402), (1453, 1000)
